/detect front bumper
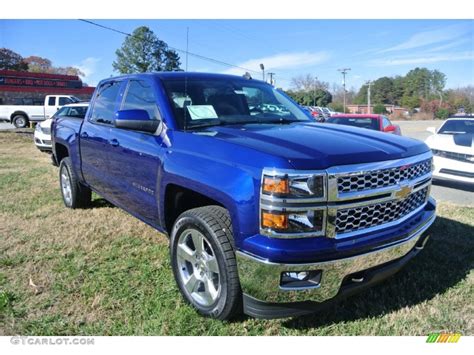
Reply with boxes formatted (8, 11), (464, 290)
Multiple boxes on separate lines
(432, 156), (473, 184)
(34, 131), (52, 151)
(237, 199), (436, 315)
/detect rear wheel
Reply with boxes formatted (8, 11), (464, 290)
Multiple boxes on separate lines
(170, 206), (242, 320)
(59, 157), (91, 209)
(12, 115), (28, 128)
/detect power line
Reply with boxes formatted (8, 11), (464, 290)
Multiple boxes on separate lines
(78, 19), (260, 74)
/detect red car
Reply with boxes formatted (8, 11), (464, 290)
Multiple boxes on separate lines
(326, 114), (402, 135)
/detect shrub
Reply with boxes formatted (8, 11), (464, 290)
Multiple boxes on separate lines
(373, 104), (387, 114)
(435, 108), (450, 120)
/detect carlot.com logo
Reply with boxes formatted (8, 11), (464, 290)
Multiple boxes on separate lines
(426, 332), (461, 343)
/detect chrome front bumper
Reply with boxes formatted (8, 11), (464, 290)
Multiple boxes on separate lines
(237, 201), (436, 304)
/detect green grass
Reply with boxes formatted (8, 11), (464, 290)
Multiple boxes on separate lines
(0, 131), (473, 335)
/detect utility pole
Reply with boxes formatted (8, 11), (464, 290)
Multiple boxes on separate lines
(313, 76), (318, 106)
(367, 80), (372, 114)
(259, 63), (265, 82)
(268, 72), (275, 86)
(338, 68), (351, 113)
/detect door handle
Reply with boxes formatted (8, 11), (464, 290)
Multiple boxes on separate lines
(109, 139), (120, 147)
(80, 132), (89, 138)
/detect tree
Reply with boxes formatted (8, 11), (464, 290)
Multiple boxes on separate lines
(24, 56), (53, 72)
(23, 56), (85, 76)
(290, 74), (329, 92)
(285, 88), (332, 107)
(0, 48), (28, 71)
(113, 26), (181, 74)
(373, 103), (387, 114)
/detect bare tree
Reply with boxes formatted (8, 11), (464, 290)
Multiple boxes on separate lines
(291, 74), (329, 92)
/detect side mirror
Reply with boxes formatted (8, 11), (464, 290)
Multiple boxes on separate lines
(115, 109), (159, 133)
(384, 125), (397, 133)
(426, 127), (436, 134)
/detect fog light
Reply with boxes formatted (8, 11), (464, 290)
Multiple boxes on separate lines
(262, 211), (288, 230)
(280, 270), (322, 289)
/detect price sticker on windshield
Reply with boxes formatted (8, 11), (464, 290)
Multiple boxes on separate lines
(187, 105), (218, 120)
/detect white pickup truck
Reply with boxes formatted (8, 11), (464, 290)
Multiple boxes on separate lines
(0, 94), (81, 128)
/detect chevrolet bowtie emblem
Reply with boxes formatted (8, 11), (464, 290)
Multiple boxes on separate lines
(395, 184), (413, 199)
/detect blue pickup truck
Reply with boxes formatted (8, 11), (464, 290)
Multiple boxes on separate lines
(52, 72), (436, 319)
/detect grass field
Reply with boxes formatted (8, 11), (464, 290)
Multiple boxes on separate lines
(0, 131), (473, 335)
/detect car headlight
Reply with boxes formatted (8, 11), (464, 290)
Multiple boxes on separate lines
(35, 123), (42, 132)
(260, 169), (327, 237)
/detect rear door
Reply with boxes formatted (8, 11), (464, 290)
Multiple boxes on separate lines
(106, 78), (165, 224)
(80, 81), (124, 196)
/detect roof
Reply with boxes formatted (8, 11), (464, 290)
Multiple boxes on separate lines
(331, 114), (383, 119)
(101, 71), (262, 83)
(64, 102), (89, 107)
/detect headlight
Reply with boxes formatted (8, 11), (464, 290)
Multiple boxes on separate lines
(260, 168), (327, 238)
(261, 171), (326, 199)
(35, 123), (42, 132)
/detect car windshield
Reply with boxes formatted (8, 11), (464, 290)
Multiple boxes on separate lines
(326, 117), (379, 131)
(438, 119), (474, 134)
(161, 77), (311, 130)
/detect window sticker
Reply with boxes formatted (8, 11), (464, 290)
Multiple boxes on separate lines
(186, 105), (218, 120)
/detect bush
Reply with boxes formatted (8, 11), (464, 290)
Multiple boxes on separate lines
(435, 108), (450, 120)
(373, 104), (387, 114)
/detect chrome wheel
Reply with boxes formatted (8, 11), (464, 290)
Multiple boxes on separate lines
(60, 166), (72, 206)
(176, 229), (220, 307)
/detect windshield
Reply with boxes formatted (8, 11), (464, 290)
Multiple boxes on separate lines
(327, 117), (380, 131)
(438, 119), (474, 134)
(161, 77), (311, 129)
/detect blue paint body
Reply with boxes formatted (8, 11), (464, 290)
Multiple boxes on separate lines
(53, 72), (432, 263)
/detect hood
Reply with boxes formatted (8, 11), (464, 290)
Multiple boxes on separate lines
(199, 122), (430, 170)
(426, 133), (473, 155)
(39, 118), (53, 128)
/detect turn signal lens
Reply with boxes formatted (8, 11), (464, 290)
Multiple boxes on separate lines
(262, 212), (288, 230)
(263, 176), (289, 195)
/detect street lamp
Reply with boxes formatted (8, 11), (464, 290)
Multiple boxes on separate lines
(313, 76), (318, 106)
(259, 63), (265, 82)
(338, 68), (351, 113)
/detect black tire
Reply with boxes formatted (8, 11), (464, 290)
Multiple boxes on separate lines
(170, 206), (242, 320)
(12, 114), (28, 128)
(59, 157), (91, 209)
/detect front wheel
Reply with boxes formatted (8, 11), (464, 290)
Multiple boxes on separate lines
(170, 206), (242, 320)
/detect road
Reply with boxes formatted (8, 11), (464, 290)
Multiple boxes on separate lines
(395, 120), (473, 207)
(1, 119), (472, 207)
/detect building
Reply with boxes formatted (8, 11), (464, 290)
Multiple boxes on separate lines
(0, 70), (95, 105)
(347, 104), (409, 117)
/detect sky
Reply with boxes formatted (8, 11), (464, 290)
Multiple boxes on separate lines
(0, 19), (473, 90)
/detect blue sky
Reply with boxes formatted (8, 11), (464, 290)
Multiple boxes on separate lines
(1, 19), (472, 89)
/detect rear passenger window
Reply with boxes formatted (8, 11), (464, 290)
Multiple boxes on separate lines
(122, 80), (160, 120)
(90, 81), (122, 125)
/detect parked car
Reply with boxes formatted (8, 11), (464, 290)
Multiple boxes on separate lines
(425, 117), (473, 184)
(0, 95), (81, 128)
(34, 102), (89, 152)
(326, 114), (402, 135)
(321, 107), (334, 117)
(306, 106), (325, 122)
(53, 72), (435, 320)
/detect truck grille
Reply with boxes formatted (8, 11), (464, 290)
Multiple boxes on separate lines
(337, 159), (432, 194)
(335, 187), (429, 234)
